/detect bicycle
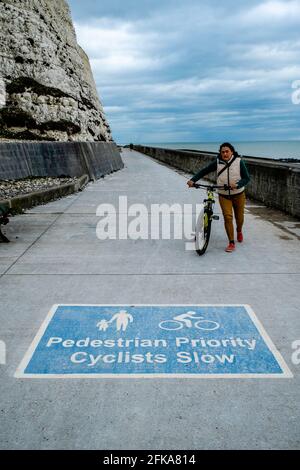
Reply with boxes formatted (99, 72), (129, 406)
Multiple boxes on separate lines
(192, 183), (229, 256)
(159, 313), (220, 331)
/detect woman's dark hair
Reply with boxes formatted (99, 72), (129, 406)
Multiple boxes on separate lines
(219, 142), (240, 158)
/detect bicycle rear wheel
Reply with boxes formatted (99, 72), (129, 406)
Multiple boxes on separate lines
(195, 208), (212, 256)
(159, 320), (183, 330)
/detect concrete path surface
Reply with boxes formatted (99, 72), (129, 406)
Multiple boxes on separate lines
(0, 149), (299, 449)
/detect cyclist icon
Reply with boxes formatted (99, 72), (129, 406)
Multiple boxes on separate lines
(173, 311), (200, 328)
(159, 311), (220, 331)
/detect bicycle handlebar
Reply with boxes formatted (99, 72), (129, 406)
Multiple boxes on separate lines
(193, 183), (231, 190)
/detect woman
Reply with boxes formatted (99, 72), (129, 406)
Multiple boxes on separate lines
(187, 143), (250, 252)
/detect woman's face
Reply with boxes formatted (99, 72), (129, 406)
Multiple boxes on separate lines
(220, 146), (233, 161)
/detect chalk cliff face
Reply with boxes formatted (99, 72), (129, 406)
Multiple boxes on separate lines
(0, 0), (113, 142)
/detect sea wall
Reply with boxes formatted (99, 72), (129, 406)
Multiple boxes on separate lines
(132, 145), (300, 218)
(0, 142), (124, 181)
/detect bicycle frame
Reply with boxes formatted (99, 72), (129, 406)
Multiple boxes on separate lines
(203, 187), (215, 229)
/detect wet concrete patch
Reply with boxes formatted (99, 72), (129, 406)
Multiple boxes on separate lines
(246, 205), (300, 241)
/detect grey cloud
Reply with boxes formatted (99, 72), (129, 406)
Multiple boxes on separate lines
(67, 0), (300, 143)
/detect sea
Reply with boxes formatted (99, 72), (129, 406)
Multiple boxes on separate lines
(136, 141), (300, 161)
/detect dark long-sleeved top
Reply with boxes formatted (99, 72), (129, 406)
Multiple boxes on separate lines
(190, 158), (250, 189)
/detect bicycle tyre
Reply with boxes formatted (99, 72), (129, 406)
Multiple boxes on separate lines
(195, 319), (220, 331)
(159, 320), (183, 331)
(195, 209), (212, 256)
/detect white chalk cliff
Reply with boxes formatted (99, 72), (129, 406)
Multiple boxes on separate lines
(0, 0), (113, 141)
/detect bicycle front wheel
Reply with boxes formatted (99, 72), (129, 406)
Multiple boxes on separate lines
(195, 320), (220, 331)
(195, 208), (212, 256)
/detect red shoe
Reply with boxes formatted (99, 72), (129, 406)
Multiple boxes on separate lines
(237, 231), (243, 243)
(225, 242), (235, 252)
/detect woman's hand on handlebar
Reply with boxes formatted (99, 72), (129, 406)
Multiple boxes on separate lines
(187, 180), (195, 187)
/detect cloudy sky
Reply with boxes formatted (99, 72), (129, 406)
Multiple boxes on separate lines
(68, 0), (300, 144)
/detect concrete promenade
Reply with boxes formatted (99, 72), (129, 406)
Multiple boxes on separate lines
(0, 149), (299, 449)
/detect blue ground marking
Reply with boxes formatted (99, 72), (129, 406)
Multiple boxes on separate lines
(21, 305), (286, 376)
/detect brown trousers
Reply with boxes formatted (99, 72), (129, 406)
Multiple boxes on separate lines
(218, 191), (246, 242)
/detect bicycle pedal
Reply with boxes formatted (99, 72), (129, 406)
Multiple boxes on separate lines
(212, 215), (219, 220)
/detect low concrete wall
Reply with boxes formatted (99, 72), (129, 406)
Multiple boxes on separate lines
(133, 145), (300, 219)
(0, 174), (89, 214)
(0, 142), (124, 181)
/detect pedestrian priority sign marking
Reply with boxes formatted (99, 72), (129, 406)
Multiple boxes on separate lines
(15, 304), (293, 378)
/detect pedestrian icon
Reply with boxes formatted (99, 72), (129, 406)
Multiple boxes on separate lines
(96, 319), (110, 331)
(96, 309), (134, 332)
